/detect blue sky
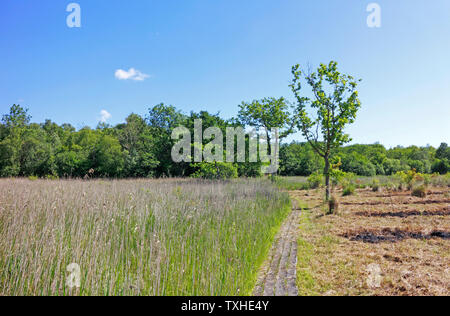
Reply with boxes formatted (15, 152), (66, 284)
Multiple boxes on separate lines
(0, 0), (449, 148)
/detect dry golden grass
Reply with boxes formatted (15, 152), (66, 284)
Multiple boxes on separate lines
(293, 186), (450, 296)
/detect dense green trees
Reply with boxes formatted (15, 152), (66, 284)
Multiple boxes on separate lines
(1, 105), (33, 176)
(432, 143), (450, 174)
(279, 142), (448, 176)
(279, 142), (324, 176)
(116, 114), (159, 177)
(0, 104), (447, 178)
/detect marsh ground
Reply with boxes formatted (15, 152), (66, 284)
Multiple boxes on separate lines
(292, 186), (450, 296)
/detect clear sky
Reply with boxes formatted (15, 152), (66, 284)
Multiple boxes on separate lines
(1, 0), (449, 148)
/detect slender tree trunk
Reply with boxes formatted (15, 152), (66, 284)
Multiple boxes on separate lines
(324, 155), (330, 201)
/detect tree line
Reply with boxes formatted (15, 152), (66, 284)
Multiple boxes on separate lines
(0, 103), (447, 179)
(280, 142), (449, 177)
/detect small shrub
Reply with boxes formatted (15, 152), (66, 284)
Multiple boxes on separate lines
(342, 184), (355, 196)
(330, 168), (346, 187)
(331, 170), (356, 190)
(371, 179), (380, 192)
(423, 174), (432, 187)
(358, 183), (367, 189)
(412, 185), (427, 198)
(28, 175), (38, 181)
(384, 182), (396, 191)
(396, 169), (422, 190)
(342, 173), (356, 187)
(429, 173), (445, 187)
(307, 172), (323, 189)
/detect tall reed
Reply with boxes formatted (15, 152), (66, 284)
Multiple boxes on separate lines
(0, 178), (290, 296)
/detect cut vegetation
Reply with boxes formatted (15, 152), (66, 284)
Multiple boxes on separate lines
(291, 181), (449, 296)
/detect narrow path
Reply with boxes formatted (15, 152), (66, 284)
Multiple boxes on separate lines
(253, 199), (301, 296)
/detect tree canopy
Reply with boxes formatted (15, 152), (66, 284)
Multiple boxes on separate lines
(290, 61), (362, 199)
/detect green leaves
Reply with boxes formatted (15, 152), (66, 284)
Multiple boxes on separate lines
(238, 97), (294, 140)
(290, 61), (362, 200)
(191, 162), (238, 180)
(290, 61), (362, 158)
(1, 104), (31, 130)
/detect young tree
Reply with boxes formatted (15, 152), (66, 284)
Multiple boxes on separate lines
(2, 104), (31, 130)
(290, 61), (362, 201)
(238, 97), (294, 145)
(238, 97), (295, 176)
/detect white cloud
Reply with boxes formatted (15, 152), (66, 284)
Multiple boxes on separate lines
(100, 110), (112, 123)
(114, 68), (149, 81)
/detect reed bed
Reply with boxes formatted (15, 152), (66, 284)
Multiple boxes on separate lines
(0, 178), (290, 296)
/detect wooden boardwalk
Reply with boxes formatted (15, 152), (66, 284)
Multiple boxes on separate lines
(253, 205), (301, 296)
